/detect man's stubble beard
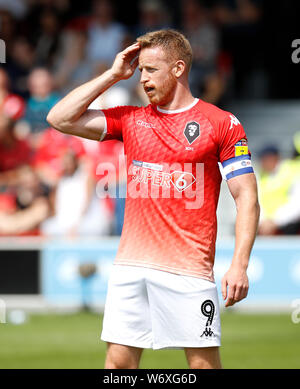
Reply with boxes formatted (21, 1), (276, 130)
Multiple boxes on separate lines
(149, 74), (177, 107)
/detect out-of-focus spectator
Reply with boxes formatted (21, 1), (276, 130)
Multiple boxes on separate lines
(0, 114), (30, 176)
(86, 78), (130, 235)
(257, 142), (300, 235)
(0, 9), (17, 52)
(5, 37), (36, 99)
(25, 0), (71, 44)
(0, 0), (27, 19)
(214, 0), (263, 98)
(0, 68), (29, 212)
(0, 112), (30, 189)
(32, 127), (86, 187)
(0, 68), (25, 120)
(181, 0), (224, 104)
(81, 77), (129, 235)
(82, 137), (126, 236)
(85, 0), (126, 68)
(134, 0), (172, 36)
(214, 0), (262, 24)
(0, 165), (51, 236)
(41, 149), (112, 237)
(26, 0), (71, 19)
(24, 68), (60, 137)
(54, 31), (94, 95)
(182, 0), (219, 68)
(33, 7), (62, 68)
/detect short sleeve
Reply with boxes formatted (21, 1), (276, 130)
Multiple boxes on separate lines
(101, 105), (133, 142)
(217, 112), (254, 180)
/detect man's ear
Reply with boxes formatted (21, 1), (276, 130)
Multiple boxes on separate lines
(173, 60), (186, 78)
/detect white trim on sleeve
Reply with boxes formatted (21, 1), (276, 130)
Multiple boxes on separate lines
(99, 110), (107, 141)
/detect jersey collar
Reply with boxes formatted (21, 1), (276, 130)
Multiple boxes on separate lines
(156, 98), (199, 114)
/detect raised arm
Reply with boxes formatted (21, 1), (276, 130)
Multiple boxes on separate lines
(46, 42), (140, 140)
(221, 173), (260, 307)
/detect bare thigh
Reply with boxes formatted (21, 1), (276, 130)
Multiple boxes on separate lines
(105, 342), (144, 369)
(184, 347), (222, 369)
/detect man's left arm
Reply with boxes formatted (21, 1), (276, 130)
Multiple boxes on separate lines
(222, 173), (260, 307)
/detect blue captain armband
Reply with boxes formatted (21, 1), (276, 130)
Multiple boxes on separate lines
(221, 155), (254, 181)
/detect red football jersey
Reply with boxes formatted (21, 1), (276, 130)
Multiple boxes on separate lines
(101, 99), (253, 281)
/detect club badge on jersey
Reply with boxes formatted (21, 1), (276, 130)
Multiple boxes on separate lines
(183, 121), (201, 144)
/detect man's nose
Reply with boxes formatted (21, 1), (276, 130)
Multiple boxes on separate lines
(140, 70), (149, 84)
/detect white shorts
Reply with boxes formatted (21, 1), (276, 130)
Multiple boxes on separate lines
(101, 265), (221, 350)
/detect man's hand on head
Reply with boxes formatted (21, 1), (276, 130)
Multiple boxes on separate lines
(110, 42), (140, 81)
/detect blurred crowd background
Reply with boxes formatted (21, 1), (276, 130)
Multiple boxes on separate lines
(0, 0), (300, 238)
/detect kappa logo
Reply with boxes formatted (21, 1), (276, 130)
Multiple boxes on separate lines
(229, 114), (240, 130)
(184, 121), (200, 144)
(200, 328), (215, 338)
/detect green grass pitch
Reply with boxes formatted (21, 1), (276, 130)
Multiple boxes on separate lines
(0, 312), (299, 369)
